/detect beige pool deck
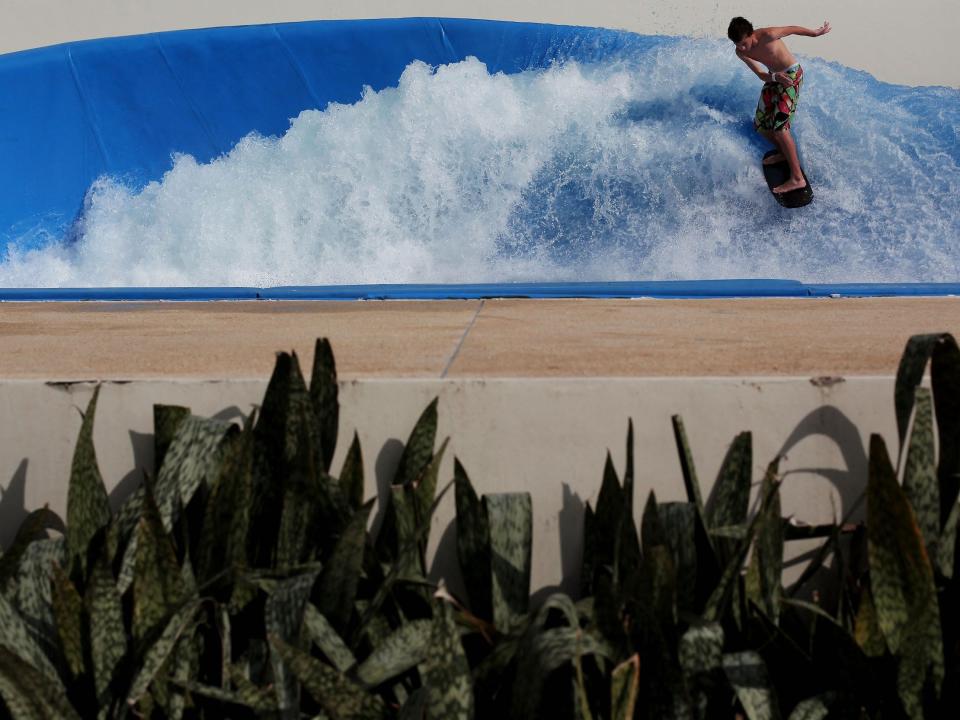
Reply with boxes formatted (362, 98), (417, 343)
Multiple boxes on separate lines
(1, 297), (957, 380)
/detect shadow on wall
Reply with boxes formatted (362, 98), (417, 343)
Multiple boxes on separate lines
(0, 401), (871, 600)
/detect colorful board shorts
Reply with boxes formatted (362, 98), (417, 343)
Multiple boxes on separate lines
(754, 64), (803, 132)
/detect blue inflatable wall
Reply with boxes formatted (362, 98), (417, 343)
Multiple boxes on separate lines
(0, 18), (643, 242)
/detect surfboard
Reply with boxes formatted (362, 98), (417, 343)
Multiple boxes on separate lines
(762, 150), (813, 208)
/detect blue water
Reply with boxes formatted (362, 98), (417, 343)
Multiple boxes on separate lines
(1, 34), (957, 286)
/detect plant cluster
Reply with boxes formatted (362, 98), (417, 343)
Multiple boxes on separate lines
(0, 334), (957, 719)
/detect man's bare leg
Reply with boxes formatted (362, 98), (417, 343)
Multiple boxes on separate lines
(771, 129), (805, 193)
(762, 130), (785, 165)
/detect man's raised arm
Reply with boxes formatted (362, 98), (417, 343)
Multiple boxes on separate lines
(757, 22), (831, 42)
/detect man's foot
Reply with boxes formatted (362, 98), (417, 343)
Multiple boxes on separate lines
(773, 176), (806, 193)
(763, 152), (786, 165)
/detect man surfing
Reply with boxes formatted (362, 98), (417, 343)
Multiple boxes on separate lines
(727, 17), (831, 194)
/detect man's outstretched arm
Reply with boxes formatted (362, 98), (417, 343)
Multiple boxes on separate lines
(756, 22), (831, 43)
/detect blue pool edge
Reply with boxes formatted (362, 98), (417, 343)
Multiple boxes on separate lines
(1, 280), (959, 301)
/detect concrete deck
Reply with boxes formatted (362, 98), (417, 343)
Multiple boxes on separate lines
(1, 297), (957, 379)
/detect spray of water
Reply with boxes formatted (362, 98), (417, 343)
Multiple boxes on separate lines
(1, 37), (957, 286)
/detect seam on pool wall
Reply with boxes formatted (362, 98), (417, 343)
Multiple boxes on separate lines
(441, 300), (485, 378)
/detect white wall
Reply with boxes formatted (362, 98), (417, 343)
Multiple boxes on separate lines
(1, 0), (956, 87)
(0, 376), (898, 594)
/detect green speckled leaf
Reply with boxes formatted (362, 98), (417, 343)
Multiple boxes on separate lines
(339, 431), (365, 511)
(422, 601), (473, 720)
(610, 654), (640, 720)
(86, 550), (126, 706)
(155, 414), (234, 529)
(0, 506), (58, 591)
(853, 586), (886, 657)
(937, 498), (959, 578)
(679, 619), (723, 719)
(723, 651), (780, 720)
(454, 459), (491, 620)
(304, 603), (356, 672)
(153, 404), (190, 476)
(394, 398), (438, 488)
(511, 626), (613, 718)
(266, 570), (321, 712)
(485, 493), (532, 630)
(660, 502), (698, 612)
(132, 484), (184, 643)
(13, 537), (65, 657)
(679, 621), (724, 677)
(787, 694), (836, 720)
(66, 386), (111, 576)
(745, 460), (783, 623)
(171, 677), (277, 713)
(0, 587), (61, 688)
(413, 437), (449, 558)
(356, 619), (432, 687)
(126, 599), (202, 706)
(316, 501), (373, 629)
(269, 633), (387, 719)
(624, 419), (635, 511)
(705, 432), (752, 569)
(866, 434), (943, 717)
(672, 415), (706, 521)
(198, 419), (255, 581)
(902, 388), (940, 553)
(51, 562), (85, 677)
(0, 645), (80, 720)
(311, 338), (339, 473)
(704, 477), (779, 623)
(398, 687), (428, 720)
(894, 333), (960, 520)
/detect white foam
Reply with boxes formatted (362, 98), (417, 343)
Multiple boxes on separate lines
(2, 38), (958, 286)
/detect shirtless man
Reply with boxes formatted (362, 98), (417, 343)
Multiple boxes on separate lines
(727, 17), (831, 194)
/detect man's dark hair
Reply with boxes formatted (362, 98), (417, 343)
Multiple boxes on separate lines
(727, 17), (754, 42)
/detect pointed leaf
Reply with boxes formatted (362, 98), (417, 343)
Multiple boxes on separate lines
(611, 654), (640, 720)
(311, 338), (339, 473)
(413, 438), (449, 554)
(0, 587), (62, 688)
(339, 431), (365, 510)
(484, 493), (532, 630)
(132, 484), (184, 642)
(86, 550), (126, 704)
(67, 386), (111, 574)
(304, 603), (356, 672)
(356, 619), (432, 687)
(723, 651), (780, 720)
(0, 506), (59, 591)
(51, 562), (85, 677)
(902, 388), (939, 552)
(269, 634), (387, 720)
(421, 601), (473, 720)
(0, 645), (81, 720)
(126, 599), (203, 705)
(266, 570), (321, 712)
(705, 432), (752, 568)
(672, 415), (706, 519)
(316, 501), (374, 629)
(788, 694), (836, 720)
(394, 398), (438, 488)
(153, 405), (190, 475)
(866, 434), (943, 716)
(746, 460), (783, 623)
(659, 502), (698, 612)
(853, 586), (886, 657)
(894, 333), (960, 518)
(454, 460), (491, 620)
(155, 414), (234, 528)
